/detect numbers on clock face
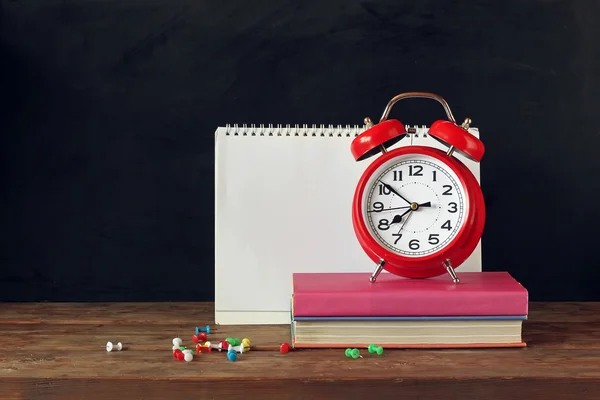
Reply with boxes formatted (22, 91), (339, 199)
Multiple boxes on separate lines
(362, 154), (466, 257)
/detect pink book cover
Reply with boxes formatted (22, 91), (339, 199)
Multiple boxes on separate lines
(292, 342), (527, 349)
(292, 272), (528, 317)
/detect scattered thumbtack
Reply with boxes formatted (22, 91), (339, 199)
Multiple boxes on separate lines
(345, 348), (362, 359)
(106, 341), (122, 352)
(280, 342), (291, 353)
(196, 343), (212, 353)
(226, 337), (249, 353)
(196, 325), (210, 335)
(173, 349), (184, 360)
(210, 340), (230, 352)
(172, 337), (183, 347)
(228, 343), (249, 354)
(368, 344), (384, 355)
(227, 349), (237, 361)
(192, 332), (208, 343)
(183, 349), (194, 362)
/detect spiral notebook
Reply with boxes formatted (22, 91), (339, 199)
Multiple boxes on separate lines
(215, 123), (483, 325)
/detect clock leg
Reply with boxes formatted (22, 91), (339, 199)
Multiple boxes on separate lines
(369, 259), (386, 282)
(443, 259), (460, 284)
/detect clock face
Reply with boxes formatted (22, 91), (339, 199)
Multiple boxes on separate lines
(362, 153), (467, 257)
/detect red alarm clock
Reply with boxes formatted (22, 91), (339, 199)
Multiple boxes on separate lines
(351, 92), (485, 283)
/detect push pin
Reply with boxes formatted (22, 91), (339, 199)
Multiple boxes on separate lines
(228, 342), (250, 354)
(106, 341), (122, 352)
(225, 337), (241, 346)
(227, 349), (237, 361)
(368, 344), (384, 355)
(210, 340), (230, 351)
(192, 332), (208, 344)
(280, 342), (291, 353)
(345, 348), (363, 359)
(196, 342), (212, 353)
(196, 325), (210, 335)
(172, 337), (183, 347)
(182, 349), (194, 362)
(173, 349), (184, 360)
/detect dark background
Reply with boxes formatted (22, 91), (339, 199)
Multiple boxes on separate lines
(1, 0), (599, 302)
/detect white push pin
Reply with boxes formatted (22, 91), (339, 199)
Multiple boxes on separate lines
(183, 349), (193, 362)
(210, 343), (225, 351)
(106, 341), (122, 352)
(227, 343), (248, 354)
(172, 337), (183, 347)
(207, 340), (229, 351)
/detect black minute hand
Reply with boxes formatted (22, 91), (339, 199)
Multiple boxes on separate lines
(380, 181), (411, 205)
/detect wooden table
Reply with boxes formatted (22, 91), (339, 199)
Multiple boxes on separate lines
(0, 302), (598, 399)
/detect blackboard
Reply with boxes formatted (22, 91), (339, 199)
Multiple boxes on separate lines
(1, 0), (599, 302)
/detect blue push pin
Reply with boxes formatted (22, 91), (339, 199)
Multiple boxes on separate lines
(227, 349), (237, 362)
(195, 325), (210, 335)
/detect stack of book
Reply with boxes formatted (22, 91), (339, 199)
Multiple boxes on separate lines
(290, 272), (528, 349)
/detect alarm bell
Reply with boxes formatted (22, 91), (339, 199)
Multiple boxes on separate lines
(428, 118), (485, 162)
(351, 92), (484, 163)
(350, 118), (406, 161)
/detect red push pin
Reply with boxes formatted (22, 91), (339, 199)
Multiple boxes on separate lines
(173, 349), (184, 360)
(192, 332), (208, 344)
(196, 343), (212, 353)
(210, 340), (230, 352)
(280, 342), (291, 353)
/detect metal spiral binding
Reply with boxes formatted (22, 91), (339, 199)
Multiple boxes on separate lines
(224, 124), (368, 137)
(223, 123), (431, 137)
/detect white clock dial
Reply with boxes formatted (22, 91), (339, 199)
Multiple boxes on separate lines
(362, 153), (467, 257)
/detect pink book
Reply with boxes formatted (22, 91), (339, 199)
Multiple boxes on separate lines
(292, 272), (528, 317)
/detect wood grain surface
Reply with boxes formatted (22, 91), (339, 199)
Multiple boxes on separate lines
(1, 302), (599, 399)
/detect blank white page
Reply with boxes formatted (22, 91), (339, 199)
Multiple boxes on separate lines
(214, 125), (482, 325)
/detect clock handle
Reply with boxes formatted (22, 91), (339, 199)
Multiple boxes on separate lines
(379, 92), (456, 124)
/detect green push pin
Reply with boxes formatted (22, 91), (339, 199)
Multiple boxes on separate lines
(232, 338), (241, 346)
(345, 348), (362, 359)
(367, 344), (384, 355)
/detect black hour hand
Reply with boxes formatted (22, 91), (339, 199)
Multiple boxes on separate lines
(390, 208), (412, 224)
(390, 215), (403, 224)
